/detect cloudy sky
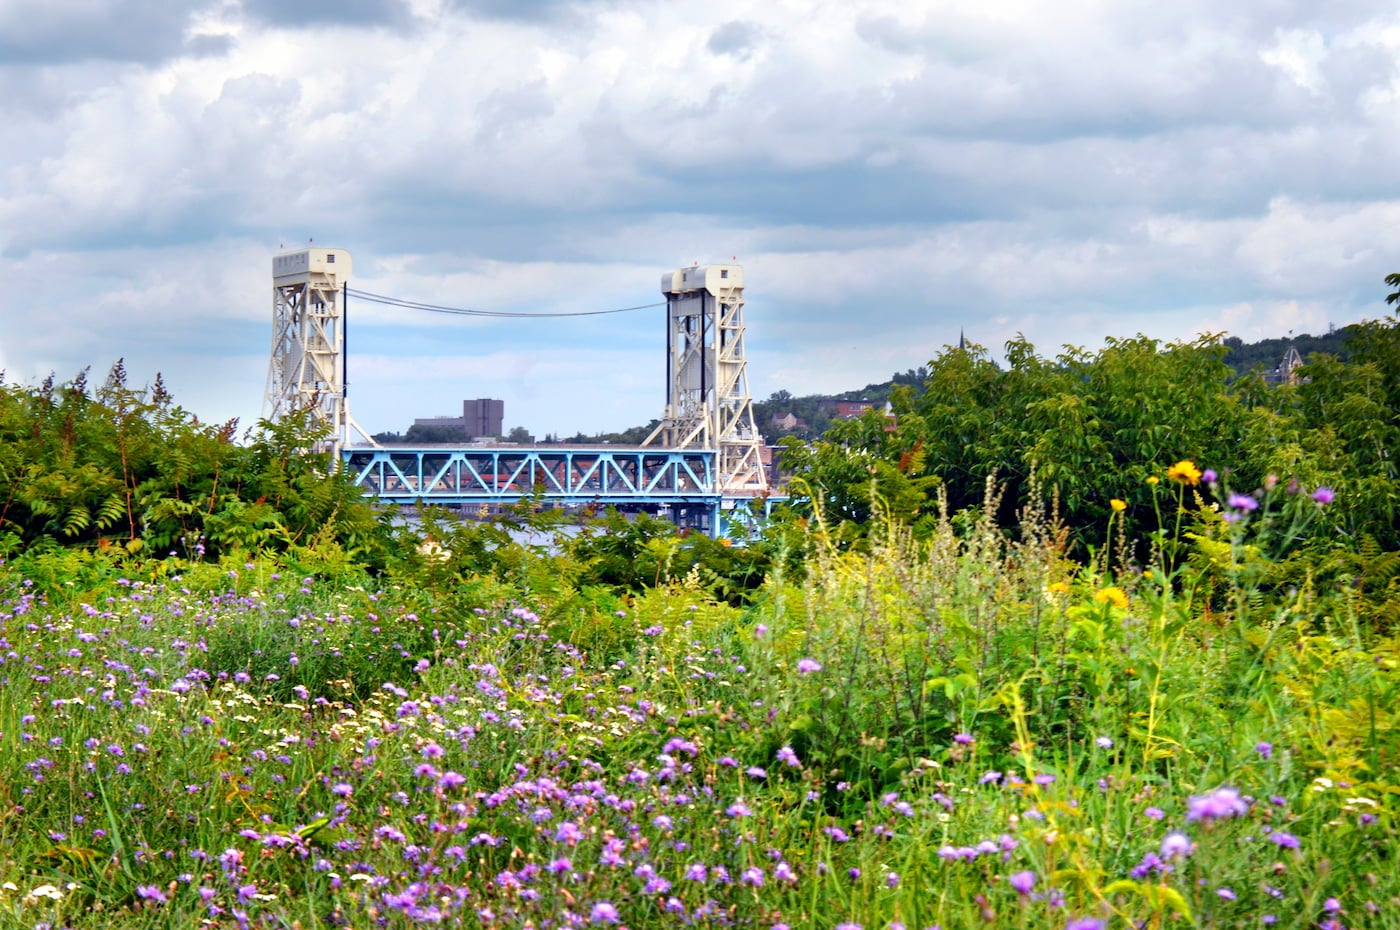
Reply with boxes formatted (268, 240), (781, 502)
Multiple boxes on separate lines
(3, 0), (1399, 439)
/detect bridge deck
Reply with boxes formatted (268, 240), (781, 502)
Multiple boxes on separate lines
(342, 444), (722, 505)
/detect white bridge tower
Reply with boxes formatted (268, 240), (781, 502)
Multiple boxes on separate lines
(264, 247), (375, 458)
(644, 264), (768, 494)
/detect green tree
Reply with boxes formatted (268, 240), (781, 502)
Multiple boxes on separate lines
(0, 363), (394, 566)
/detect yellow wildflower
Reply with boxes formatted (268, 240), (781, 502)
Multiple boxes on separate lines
(1110, 499), (1126, 512)
(1166, 460), (1202, 486)
(1094, 586), (1129, 609)
(1047, 581), (1070, 594)
(1146, 476), (1160, 486)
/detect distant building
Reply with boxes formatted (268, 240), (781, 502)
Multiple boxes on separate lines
(831, 400), (874, 419)
(771, 412), (804, 431)
(414, 398), (504, 439)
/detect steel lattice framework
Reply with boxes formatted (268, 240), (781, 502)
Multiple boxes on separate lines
(644, 264), (768, 495)
(264, 248), (375, 458)
(339, 445), (773, 536)
(344, 446), (714, 502)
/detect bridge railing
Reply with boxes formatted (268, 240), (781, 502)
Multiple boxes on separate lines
(341, 445), (718, 505)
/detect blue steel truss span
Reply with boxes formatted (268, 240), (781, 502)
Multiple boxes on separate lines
(342, 445), (718, 506)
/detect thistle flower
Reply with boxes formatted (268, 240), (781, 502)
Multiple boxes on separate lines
(1227, 493), (1259, 512)
(796, 658), (822, 673)
(1312, 486), (1335, 504)
(1186, 786), (1250, 823)
(1160, 832), (1193, 859)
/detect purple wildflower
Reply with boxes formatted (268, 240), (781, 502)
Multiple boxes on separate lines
(1202, 468), (1218, 483)
(953, 732), (974, 745)
(1066, 919), (1106, 930)
(1009, 871), (1037, 895)
(1227, 493), (1259, 512)
(796, 658), (822, 674)
(1130, 852), (1165, 879)
(1160, 832), (1193, 859)
(1312, 486), (1335, 504)
(1269, 832), (1300, 849)
(590, 901), (620, 924)
(776, 745), (801, 767)
(1186, 786), (1250, 823)
(1256, 742), (1273, 759)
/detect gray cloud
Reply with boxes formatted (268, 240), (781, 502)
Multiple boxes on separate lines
(240, 0), (410, 27)
(443, 0), (599, 23)
(0, 0), (220, 65)
(708, 21), (764, 60)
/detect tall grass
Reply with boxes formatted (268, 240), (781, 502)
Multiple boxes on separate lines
(0, 472), (1395, 928)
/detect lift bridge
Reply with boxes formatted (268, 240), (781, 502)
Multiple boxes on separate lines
(263, 250), (773, 534)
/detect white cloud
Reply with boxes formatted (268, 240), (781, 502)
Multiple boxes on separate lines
(2, 0), (1399, 439)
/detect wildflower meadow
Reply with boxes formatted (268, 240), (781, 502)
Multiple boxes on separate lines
(2, 315), (1399, 928)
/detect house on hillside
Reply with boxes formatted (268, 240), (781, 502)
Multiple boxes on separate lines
(771, 412), (804, 431)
